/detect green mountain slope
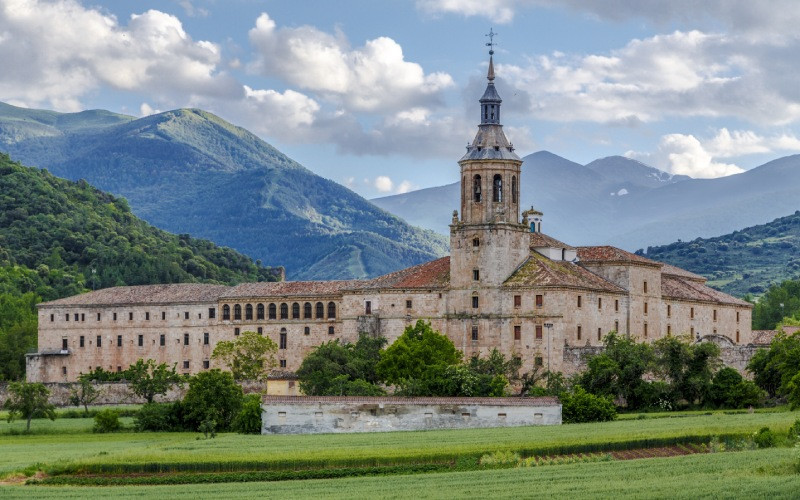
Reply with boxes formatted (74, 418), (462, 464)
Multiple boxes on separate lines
(639, 211), (800, 297)
(0, 103), (448, 280)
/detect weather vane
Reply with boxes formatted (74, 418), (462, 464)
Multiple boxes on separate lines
(485, 28), (497, 55)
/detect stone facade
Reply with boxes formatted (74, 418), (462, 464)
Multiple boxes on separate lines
(261, 396), (561, 434)
(29, 54), (755, 384)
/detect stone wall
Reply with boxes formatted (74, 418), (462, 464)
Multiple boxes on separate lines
(261, 396), (561, 434)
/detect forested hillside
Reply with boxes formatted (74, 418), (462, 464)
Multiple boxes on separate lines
(0, 153), (281, 380)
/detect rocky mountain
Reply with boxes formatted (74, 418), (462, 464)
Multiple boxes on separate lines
(0, 102), (448, 280)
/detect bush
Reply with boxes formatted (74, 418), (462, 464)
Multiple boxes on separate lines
(183, 370), (243, 431)
(753, 427), (777, 448)
(134, 402), (186, 432)
(788, 419), (800, 441)
(233, 394), (263, 434)
(561, 387), (617, 423)
(93, 409), (122, 433)
(709, 367), (763, 409)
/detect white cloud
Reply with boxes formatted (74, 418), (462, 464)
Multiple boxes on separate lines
(705, 128), (800, 158)
(626, 134), (744, 179)
(374, 176), (394, 193)
(139, 103), (160, 116)
(247, 13), (453, 113)
(396, 180), (417, 194)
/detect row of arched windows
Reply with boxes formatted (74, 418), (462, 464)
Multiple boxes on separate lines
(472, 174), (517, 204)
(222, 302), (336, 321)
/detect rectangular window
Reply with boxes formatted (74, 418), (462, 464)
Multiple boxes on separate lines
(183, 333), (189, 346)
(203, 360), (210, 369)
(81, 313), (85, 321)
(183, 360), (189, 370)
(473, 269), (480, 281)
(690, 327), (695, 336)
(644, 323), (648, 339)
(257, 327), (263, 335)
(304, 326), (310, 336)
(280, 359), (287, 368)
(79, 335), (85, 347)
(96, 312), (101, 321)
(535, 325), (543, 340)
(598, 297), (602, 309)
(577, 326), (582, 340)
(209, 307), (216, 319)
(690, 307), (695, 319)
(234, 327), (240, 336)
(644, 281), (648, 293)
(117, 335), (122, 347)
(138, 335), (143, 347)
(514, 325), (521, 340)
(113, 312), (117, 321)
(117, 366), (122, 373)
(280, 332), (287, 349)
(129, 312), (133, 321)
(736, 311), (740, 322)
(597, 328), (602, 341)
(736, 331), (740, 343)
(615, 320), (619, 332)
(97, 335), (102, 347)
(615, 299), (619, 312)
(667, 325), (672, 335)
(473, 238), (480, 247)
(62, 338), (68, 350)
(66, 313), (69, 322)
(365, 301), (371, 315)
(74, 313), (79, 321)
(535, 294), (543, 307)
(160, 334), (165, 346)
(162, 311), (166, 320)
(514, 295), (521, 308)
(713, 309), (717, 321)
(577, 295), (582, 308)
(328, 326), (335, 335)
(62, 366), (67, 375)
(534, 357), (543, 367)
(203, 332), (209, 345)
(472, 296), (479, 308)
(667, 304), (672, 317)
(644, 302), (648, 315)
(406, 299), (412, 309)
(184, 311), (189, 320)
(471, 326), (478, 341)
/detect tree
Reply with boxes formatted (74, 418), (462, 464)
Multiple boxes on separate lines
(708, 367), (764, 409)
(69, 374), (103, 415)
(296, 333), (386, 396)
(578, 332), (654, 409)
(653, 335), (720, 406)
(3, 381), (56, 431)
(211, 331), (278, 381)
(183, 369), (243, 432)
(126, 359), (183, 403)
(376, 320), (461, 396)
(560, 386), (617, 424)
(749, 332), (800, 407)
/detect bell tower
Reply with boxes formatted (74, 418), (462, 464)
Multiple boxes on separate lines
(450, 35), (529, 292)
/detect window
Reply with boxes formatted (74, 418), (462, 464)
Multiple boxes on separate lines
(160, 334), (165, 346)
(113, 312), (117, 321)
(472, 295), (479, 308)
(615, 299), (619, 312)
(117, 335), (122, 347)
(97, 335), (102, 347)
(472, 238), (480, 247)
(577, 326), (582, 341)
(615, 320), (619, 332)
(514, 325), (521, 340)
(161, 311), (166, 320)
(667, 325), (672, 335)
(96, 313), (101, 321)
(365, 301), (372, 315)
(690, 327), (695, 336)
(535, 295), (543, 308)
(81, 313), (85, 322)
(316, 302), (325, 319)
(75, 313), (79, 321)
(184, 311), (190, 320)
(203, 360), (210, 369)
(245, 304), (253, 321)
(292, 303), (300, 319)
(473, 174), (482, 202)
(183, 360), (189, 370)
(492, 174), (502, 202)
(535, 325), (543, 340)
(62, 366), (67, 375)
(269, 303), (276, 320)
(62, 338), (68, 350)
(406, 299), (413, 309)
(644, 323), (648, 339)
(280, 328), (287, 349)
(184, 333), (189, 346)
(514, 295), (521, 308)
(234, 327), (240, 336)
(223, 305), (230, 320)
(328, 326), (335, 335)
(203, 332), (209, 345)
(257, 327), (263, 335)
(713, 309), (717, 321)
(209, 307), (216, 319)
(117, 366), (122, 373)
(138, 335), (143, 347)
(129, 312), (133, 321)
(512, 176), (517, 204)
(644, 302), (648, 315)
(736, 331), (740, 343)
(597, 328), (602, 341)
(304, 302), (312, 319)
(736, 311), (740, 323)
(50, 314), (54, 322)
(66, 314), (69, 322)
(280, 303), (288, 319)
(145, 312), (150, 321)
(473, 269), (480, 281)
(471, 326), (479, 341)
(257, 303), (265, 320)
(280, 359), (287, 368)
(667, 304), (671, 317)
(577, 295), (582, 308)
(304, 326), (310, 335)
(690, 307), (695, 319)
(598, 297), (602, 309)
(79, 336), (85, 348)
(328, 302), (336, 319)
(234, 304), (242, 320)
(535, 357), (543, 367)
(644, 281), (648, 293)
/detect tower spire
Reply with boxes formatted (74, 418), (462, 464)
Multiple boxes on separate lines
(486, 28), (497, 82)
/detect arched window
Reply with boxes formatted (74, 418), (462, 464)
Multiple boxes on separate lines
(280, 303), (288, 320)
(328, 302), (336, 319)
(511, 176), (517, 204)
(256, 303), (264, 320)
(268, 303), (276, 320)
(222, 305), (230, 320)
(233, 304), (242, 320)
(473, 175), (482, 202)
(493, 174), (502, 202)
(315, 302), (324, 319)
(292, 302), (300, 319)
(245, 304), (253, 321)
(304, 302), (312, 319)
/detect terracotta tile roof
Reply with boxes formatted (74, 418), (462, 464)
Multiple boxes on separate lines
(752, 330), (778, 345)
(529, 232), (575, 250)
(577, 246), (661, 267)
(659, 263), (707, 282)
(504, 252), (625, 293)
(221, 280), (366, 299)
(40, 283), (230, 307)
(357, 257), (450, 290)
(263, 396), (560, 406)
(661, 275), (751, 307)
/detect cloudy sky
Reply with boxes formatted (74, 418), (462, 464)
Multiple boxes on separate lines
(3, 0), (800, 198)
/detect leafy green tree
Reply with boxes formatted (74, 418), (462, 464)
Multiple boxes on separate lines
(653, 335), (720, 406)
(296, 333), (386, 396)
(0, 292), (38, 381)
(3, 381), (56, 431)
(748, 332), (800, 407)
(233, 394), (264, 434)
(560, 386), (617, 423)
(376, 320), (462, 396)
(211, 331), (278, 381)
(578, 332), (654, 409)
(752, 279), (800, 329)
(126, 359), (183, 403)
(69, 374), (103, 415)
(708, 367), (764, 409)
(183, 369), (243, 431)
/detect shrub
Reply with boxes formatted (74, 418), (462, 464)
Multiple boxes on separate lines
(788, 419), (800, 441)
(561, 387), (617, 423)
(479, 450), (520, 466)
(134, 402), (186, 432)
(709, 367), (764, 409)
(93, 409), (122, 433)
(753, 427), (777, 448)
(183, 370), (243, 431)
(233, 394), (263, 434)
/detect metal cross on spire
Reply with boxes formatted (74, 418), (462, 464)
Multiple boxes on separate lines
(485, 28), (497, 55)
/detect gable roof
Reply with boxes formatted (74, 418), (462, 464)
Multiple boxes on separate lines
(661, 275), (751, 307)
(577, 246), (661, 267)
(40, 283), (230, 307)
(659, 263), (707, 282)
(357, 257), (450, 291)
(530, 232), (575, 250)
(221, 280), (366, 299)
(504, 252), (625, 293)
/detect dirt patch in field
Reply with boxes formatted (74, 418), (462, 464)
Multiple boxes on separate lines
(0, 471), (46, 486)
(611, 445), (702, 460)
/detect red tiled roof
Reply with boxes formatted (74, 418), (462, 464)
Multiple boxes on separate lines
(752, 330), (778, 345)
(221, 280), (366, 299)
(263, 396), (560, 406)
(577, 246), (661, 267)
(357, 257), (450, 290)
(40, 284), (230, 307)
(529, 232), (575, 250)
(661, 275), (751, 307)
(659, 263), (707, 282)
(504, 253), (625, 293)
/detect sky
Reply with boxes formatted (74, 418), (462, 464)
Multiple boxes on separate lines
(3, 0), (800, 199)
